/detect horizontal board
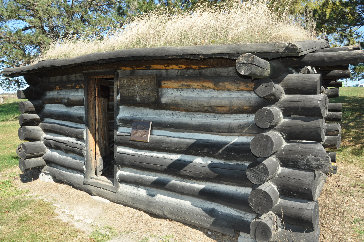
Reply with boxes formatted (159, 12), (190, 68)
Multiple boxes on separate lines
(116, 127), (255, 161)
(117, 106), (260, 134)
(115, 146), (251, 185)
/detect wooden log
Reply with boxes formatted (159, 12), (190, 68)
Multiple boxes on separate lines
(325, 112), (342, 121)
(325, 88), (339, 98)
(328, 152), (336, 163)
(236, 53), (271, 78)
(43, 135), (85, 156)
(18, 114), (41, 126)
(248, 182), (280, 214)
(326, 81), (342, 87)
(159, 88), (269, 113)
(272, 168), (326, 201)
(117, 106), (261, 134)
(253, 80), (283, 100)
(328, 103), (342, 112)
(115, 128), (255, 161)
(18, 126), (43, 141)
(117, 168), (251, 209)
(246, 157), (280, 185)
(43, 163), (84, 187)
(115, 146), (251, 185)
(317, 46), (360, 52)
(279, 74), (321, 95)
(276, 142), (331, 172)
(325, 123), (341, 136)
(16, 142), (46, 159)
(19, 157), (46, 172)
(323, 135), (341, 149)
(250, 212), (281, 242)
(250, 131), (284, 158)
(276, 118), (325, 142)
(43, 149), (85, 172)
(322, 70), (351, 80)
(40, 122), (84, 140)
(17, 87), (42, 100)
(272, 198), (319, 229)
(254, 107), (283, 129)
(43, 95), (84, 106)
(276, 94), (328, 117)
(41, 104), (85, 124)
(19, 100), (43, 114)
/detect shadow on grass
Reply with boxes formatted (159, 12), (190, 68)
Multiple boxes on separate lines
(0, 102), (20, 122)
(331, 95), (363, 157)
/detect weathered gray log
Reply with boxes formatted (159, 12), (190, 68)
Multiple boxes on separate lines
(325, 112), (342, 121)
(19, 100), (43, 113)
(250, 212), (281, 242)
(325, 123), (341, 136)
(290, 50), (364, 66)
(43, 163), (84, 187)
(272, 168), (326, 201)
(18, 114), (41, 126)
(117, 168), (251, 209)
(40, 122), (84, 140)
(17, 87), (42, 100)
(328, 103), (342, 112)
(318, 46), (360, 52)
(325, 88), (339, 98)
(115, 128), (255, 161)
(328, 152), (336, 163)
(253, 80), (283, 100)
(279, 74), (321, 95)
(18, 126), (43, 141)
(43, 136), (85, 156)
(326, 81), (342, 87)
(275, 118), (325, 142)
(236, 53), (271, 78)
(19, 157), (46, 172)
(41, 108), (85, 124)
(272, 198), (319, 229)
(246, 157), (280, 185)
(254, 107), (282, 129)
(115, 146), (251, 185)
(322, 70), (351, 80)
(43, 95), (84, 106)
(250, 131), (284, 158)
(117, 106), (261, 134)
(276, 142), (331, 172)
(248, 182), (280, 214)
(16, 142), (46, 159)
(276, 94), (328, 117)
(323, 135), (341, 149)
(43, 149), (85, 172)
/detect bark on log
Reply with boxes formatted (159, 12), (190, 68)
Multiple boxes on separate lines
(325, 88), (339, 98)
(246, 157), (280, 185)
(276, 94), (328, 117)
(43, 150), (84, 172)
(325, 112), (342, 121)
(18, 126), (43, 141)
(115, 146), (251, 185)
(250, 212), (281, 242)
(115, 129), (255, 161)
(43, 136), (85, 156)
(253, 80), (283, 100)
(19, 100), (43, 114)
(328, 152), (336, 163)
(325, 123), (341, 136)
(272, 168), (326, 201)
(117, 168), (251, 209)
(323, 135), (341, 149)
(254, 107), (283, 129)
(40, 122), (84, 140)
(19, 157), (46, 172)
(322, 70), (351, 80)
(279, 74), (321, 95)
(236, 53), (271, 78)
(248, 182), (280, 214)
(328, 103), (342, 112)
(276, 142), (331, 173)
(18, 114), (41, 126)
(250, 131), (284, 158)
(275, 118), (325, 142)
(16, 141), (46, 159)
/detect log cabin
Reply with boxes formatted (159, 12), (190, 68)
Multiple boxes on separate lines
(3, 40), (364, 241)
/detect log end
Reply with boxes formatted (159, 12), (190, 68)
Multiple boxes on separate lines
(247, 157), (280, 184)
(236, 53), (271, 78)
(250, 212), (281, 242)
(250, 132), (284, 158)
(249, 182), (280, 214)
(255, 107), (282, 129)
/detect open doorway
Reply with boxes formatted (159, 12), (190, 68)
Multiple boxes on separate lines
(86, 77), (114, 179)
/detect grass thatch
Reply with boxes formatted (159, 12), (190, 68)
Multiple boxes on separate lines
(38, 1), (316, 61)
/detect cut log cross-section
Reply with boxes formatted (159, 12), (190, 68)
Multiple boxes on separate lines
(19, 114), (41, 126)
(19, 100), (43, 114)
(246, 157), (280, 185)
(250, 212), (281, 242)
(18, 126), (43, 141)
(236, 53), (271, 78)
(254, 107), (283, 129)
(254, 80), (283, 101)
(250, 131), (284, 158)
(249, 182), (280, 214)
(17, 142), (46, 159)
